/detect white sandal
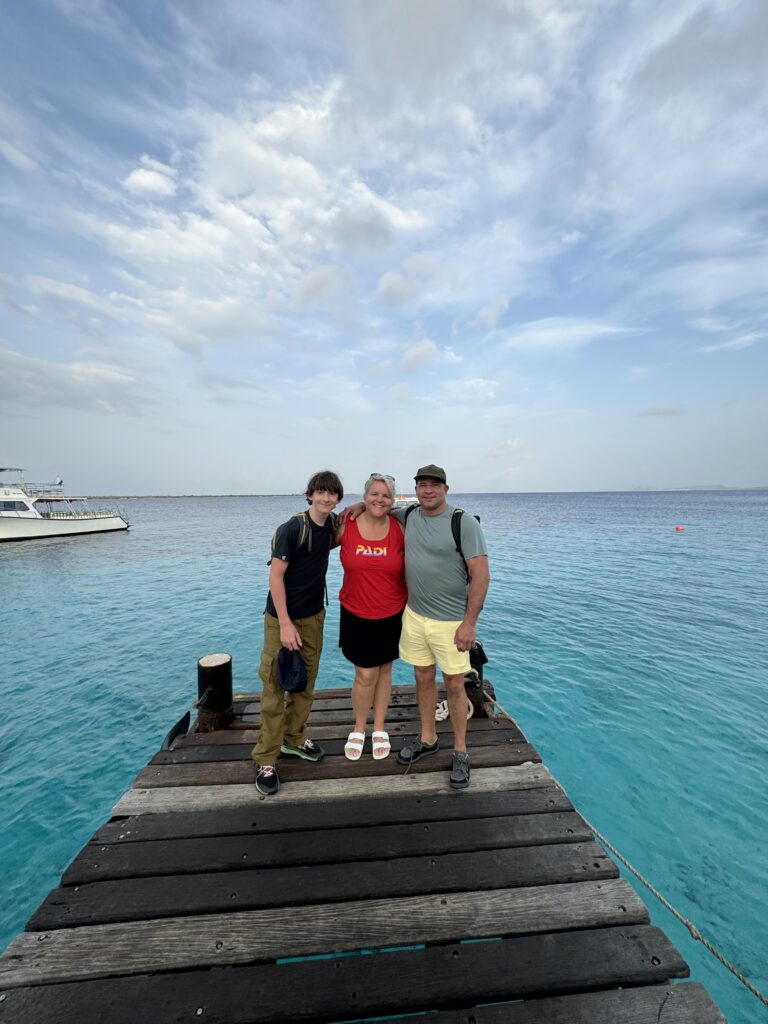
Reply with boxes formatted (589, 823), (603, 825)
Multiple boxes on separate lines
(344, 731), (365, 761)
(371, 730), (391, 760)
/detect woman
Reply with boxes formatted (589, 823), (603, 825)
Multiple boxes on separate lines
(337, 473), (406, 760)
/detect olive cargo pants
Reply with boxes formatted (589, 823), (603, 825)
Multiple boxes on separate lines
(251, 609), (325, 766)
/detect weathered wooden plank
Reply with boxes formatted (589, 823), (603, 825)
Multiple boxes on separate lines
(0, 926), (688, 1022)
(0, 879), (648, 986)
(233, 682), (421, 704)
(136, 743), (540, 787)
(32, 841), (617, 929)
(155, 724), (525, 763)
(234, 683), (484, 706)
(96, 785), (572, 844)
(113, 763), (555, 815)
(374, 983), (726, 1024)
(239, 706), (425, 725)
(175, 715), (521, 746)
(64, 810), (590, 884)
(237, 689), (424, 711)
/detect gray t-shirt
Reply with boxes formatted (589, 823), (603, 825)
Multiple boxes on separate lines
(394, 504), (488, 620)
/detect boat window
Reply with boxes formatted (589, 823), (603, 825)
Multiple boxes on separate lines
(2, 501), (30, 511)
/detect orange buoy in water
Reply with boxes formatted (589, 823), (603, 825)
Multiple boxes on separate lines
(675, 525), (684, 532)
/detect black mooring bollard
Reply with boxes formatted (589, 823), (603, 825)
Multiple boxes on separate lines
(193, 652), (235, 732)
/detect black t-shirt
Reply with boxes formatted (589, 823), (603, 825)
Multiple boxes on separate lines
(265, 512), (336, 620)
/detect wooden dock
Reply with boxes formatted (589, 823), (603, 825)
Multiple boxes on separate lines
(0, 685), (727, 1023)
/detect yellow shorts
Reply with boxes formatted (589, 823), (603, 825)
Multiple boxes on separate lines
(399, 605), (471, 677)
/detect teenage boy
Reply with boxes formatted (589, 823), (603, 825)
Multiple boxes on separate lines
(252, 470), (344, 796)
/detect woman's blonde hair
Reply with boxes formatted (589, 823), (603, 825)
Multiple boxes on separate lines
(364, 472), (396, 502)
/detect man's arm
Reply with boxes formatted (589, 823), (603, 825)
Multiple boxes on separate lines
(454, 554), (490, 651)
(339, 501), (365, 521)
(269, 559), (302, 650)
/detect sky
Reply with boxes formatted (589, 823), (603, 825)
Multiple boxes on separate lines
(1, 0), (767, 495)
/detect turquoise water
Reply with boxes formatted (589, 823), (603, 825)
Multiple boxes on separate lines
(1, 491), (766, 1021)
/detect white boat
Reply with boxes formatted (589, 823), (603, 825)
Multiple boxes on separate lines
(393, 494), (417, 508)
(0, 468), (129, 542)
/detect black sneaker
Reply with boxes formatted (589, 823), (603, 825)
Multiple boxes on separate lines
(255, 765), (279, 796)
(450, 751), (470, 790)
(396, 736), (439, 765)
(280, 738), (325, 762)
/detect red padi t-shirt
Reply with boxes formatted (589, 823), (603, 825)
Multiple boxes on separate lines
(339, 516), (407, 619)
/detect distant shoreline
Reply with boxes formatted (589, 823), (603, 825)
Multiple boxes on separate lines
(92, 486), (768, 499)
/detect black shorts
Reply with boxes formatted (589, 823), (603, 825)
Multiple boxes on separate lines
(339, 604), (404, 668)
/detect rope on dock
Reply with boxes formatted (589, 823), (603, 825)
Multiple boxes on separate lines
(485, 693), (768, 1010)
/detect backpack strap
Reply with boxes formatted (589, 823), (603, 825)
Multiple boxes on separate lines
(451, 508), (481, 582)
(298, 510), (340, 555)
(403, 503), (418, 524)
(451, 508), (468, 582)
(296, 511), (311, 551)
(451, 508), (465, 558)
(267, 511), (311, 564)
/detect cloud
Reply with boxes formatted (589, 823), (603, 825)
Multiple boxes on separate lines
(138, 290), (270, 353)
(642, 253), (768, 313)
(0, 95), (39, 171)
(1, 2), (766, 492)
(0, 138), (39, 172)
(637, 404), (684, 417)
(698, 331), (765, 354)
(443, 376), (498, 402)
(273, 370), (374, 418)
(490, 438), (525, 458)
(0, 348), (150, 416)
(504, 317), (636, 353)
(197, 372), (269, 393)
(689, 311), (767, 353)
(295, 265), (355, 310)
(575, 3), (768, 234)
(402, 339), (438, 371)
(22, 273), (270, 354)
(376, 255), (437, 305)
(26, 275), (115, 314)
(0, 274), (35, 315)
(330, 205), (394, 251)
(476, 296), (509, 329)
(123, 167), (177, 199)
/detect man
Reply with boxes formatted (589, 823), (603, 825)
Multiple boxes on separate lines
(252, 470), (344, 796)
(394, 464), (490, 789)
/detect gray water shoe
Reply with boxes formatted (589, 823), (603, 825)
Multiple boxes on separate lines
(449, 751), (470, 790)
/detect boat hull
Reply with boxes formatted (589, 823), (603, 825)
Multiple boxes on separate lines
(0, 515), (129, 542)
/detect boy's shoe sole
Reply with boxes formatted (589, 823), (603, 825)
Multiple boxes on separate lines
(280, 743), (324, 762)
(396, 737), (439, 765)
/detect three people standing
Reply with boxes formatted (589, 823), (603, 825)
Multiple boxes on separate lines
(252, 462), (489, 795)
